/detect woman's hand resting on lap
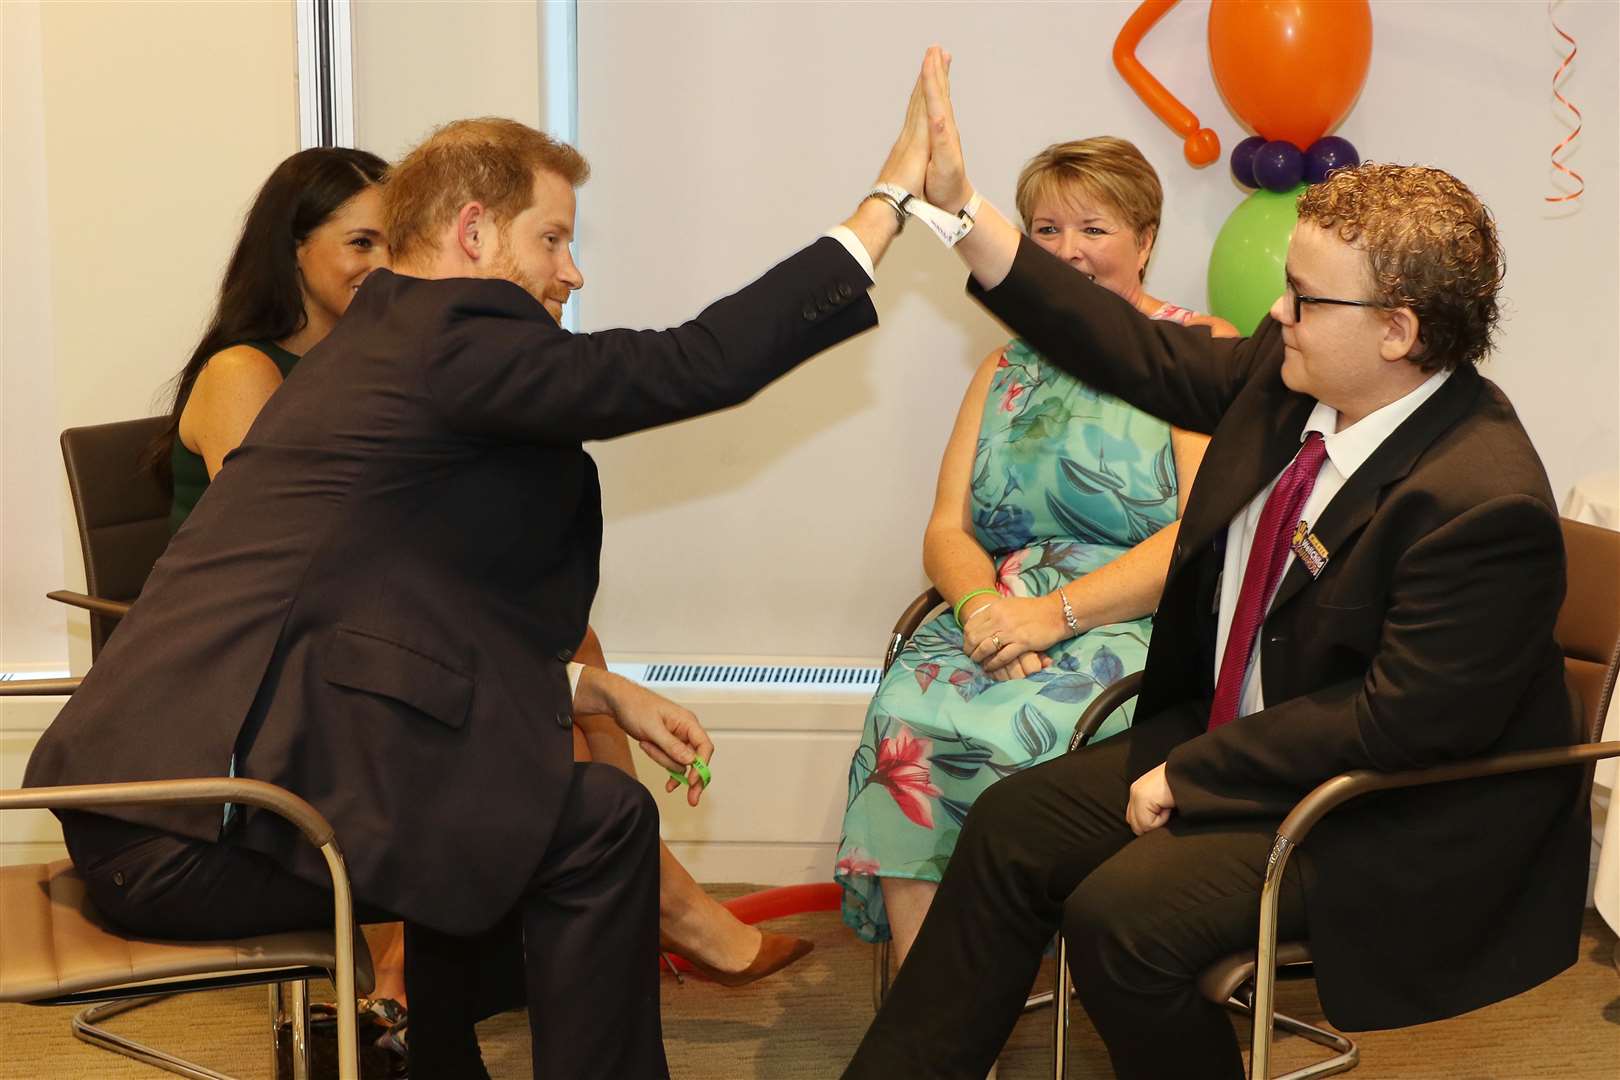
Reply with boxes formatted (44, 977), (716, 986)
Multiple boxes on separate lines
(961, 595), (1067, 679)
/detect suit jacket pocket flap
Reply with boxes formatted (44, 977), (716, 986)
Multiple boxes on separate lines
(324, 626), (472, 729)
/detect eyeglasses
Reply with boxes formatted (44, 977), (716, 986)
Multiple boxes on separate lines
(1284, 282), (1385, 323)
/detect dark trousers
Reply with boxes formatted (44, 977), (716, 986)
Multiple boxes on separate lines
(844, 728), (1308, 1080)
(62, 761), (666, 1080)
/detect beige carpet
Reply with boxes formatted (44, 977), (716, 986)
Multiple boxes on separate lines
(2, 897), (1615, 1079)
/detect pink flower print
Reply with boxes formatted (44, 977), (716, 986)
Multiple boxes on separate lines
(996, 550), (1026, 596)
(871, 728), (942, 829)
(913, 661), (941, 694)
(996, 349), (1010, 369)
(836, 849), (881, 877)
(999, 380), (1028, 413)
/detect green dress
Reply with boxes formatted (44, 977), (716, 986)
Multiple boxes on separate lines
(836, 317), (1194, 944)
(169, 340), (300, 533)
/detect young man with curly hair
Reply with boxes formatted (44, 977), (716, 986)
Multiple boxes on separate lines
(846, 48), (1587, 1080)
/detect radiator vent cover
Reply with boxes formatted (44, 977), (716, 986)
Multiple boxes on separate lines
(611, 662), (881, 692)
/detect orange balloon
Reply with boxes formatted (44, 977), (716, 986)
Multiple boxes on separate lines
(1209, 0), (1373, 148)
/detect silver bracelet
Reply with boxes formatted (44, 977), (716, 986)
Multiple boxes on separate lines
(864, 185), (909, 230)
(1058, 587), (1080, 635)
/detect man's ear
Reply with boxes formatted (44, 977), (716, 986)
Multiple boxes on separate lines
(455, 201), (488, 263)
(1380, 305), (1422, 365)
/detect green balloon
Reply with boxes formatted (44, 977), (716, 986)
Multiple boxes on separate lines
(1207, 185), (1303, 335)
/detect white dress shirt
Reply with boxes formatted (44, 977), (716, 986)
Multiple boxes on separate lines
(824, 224), (877, 281)
(1213, 368), (1453, 719)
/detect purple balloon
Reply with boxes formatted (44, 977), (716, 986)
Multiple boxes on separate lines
(1230, 135), (1268, 189)
(1305, 136), (1360, 184)
(1253, 140), (1305, 193)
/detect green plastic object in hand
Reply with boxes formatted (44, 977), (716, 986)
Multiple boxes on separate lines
(668, 756), (711, 789)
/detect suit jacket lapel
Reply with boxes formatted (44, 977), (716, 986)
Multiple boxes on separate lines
(1176, 388), (1317, 561)
(1270, 365), (1483, 612)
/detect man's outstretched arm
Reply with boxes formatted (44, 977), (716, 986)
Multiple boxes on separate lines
(427, 66), (934, 444)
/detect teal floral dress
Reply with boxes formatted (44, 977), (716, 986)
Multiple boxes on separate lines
(836, 314), (1194, 943)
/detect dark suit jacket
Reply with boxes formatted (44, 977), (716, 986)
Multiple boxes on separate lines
(26, 237), (877, 935)
(969, 237), (1588, 1031)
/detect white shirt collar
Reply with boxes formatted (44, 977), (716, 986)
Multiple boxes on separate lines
(1301, 367), (1453, 479)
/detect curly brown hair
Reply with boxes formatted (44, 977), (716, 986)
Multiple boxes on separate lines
(1296, 164), (1503, 371)
(384, 117), (589, 264)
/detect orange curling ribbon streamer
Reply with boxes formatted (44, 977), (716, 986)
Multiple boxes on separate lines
(1546, 0), (1584, 204)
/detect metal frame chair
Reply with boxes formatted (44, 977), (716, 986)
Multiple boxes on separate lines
(0, 778), (370, 1079)
(1049, 517), (1620, 1079)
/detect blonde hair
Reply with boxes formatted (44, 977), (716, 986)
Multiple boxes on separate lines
(1297, 163), (1503, 371)
(383, 117), (589, 263)
(1014, 137), (1163, 252)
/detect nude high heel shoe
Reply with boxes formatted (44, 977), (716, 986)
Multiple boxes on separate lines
(658, 930), (814, 987)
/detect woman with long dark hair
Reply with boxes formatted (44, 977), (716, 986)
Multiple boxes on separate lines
(150, 146), (391, 529)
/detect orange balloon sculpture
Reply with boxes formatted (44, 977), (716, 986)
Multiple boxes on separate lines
(1209, 0), (1372, 149)
(1114, 0), (1373, 168)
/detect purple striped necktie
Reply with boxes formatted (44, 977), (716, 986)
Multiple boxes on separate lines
(1208, 432), (1328, 731)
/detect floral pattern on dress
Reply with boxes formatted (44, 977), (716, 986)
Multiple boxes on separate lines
(836, 329), (1187, 944)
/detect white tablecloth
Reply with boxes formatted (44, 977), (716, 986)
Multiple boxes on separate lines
(1563, 471), (1619, 934)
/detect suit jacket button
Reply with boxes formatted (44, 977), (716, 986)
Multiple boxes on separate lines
(112, 871), (125, 886)
(838, 282), (854, 300)
(557, 712), (573, 728)
(555, 648), (574, 662)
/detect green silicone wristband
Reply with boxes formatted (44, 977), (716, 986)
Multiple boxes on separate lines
(668, 756), (711, 788)
(953, 588), (1000, 627)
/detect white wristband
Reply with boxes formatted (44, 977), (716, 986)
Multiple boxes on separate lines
(907, 192), (978, 248)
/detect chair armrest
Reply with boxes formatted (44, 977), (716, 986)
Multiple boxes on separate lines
(0, 778), (335, 847)
(1249, 735), (1620, 1079)
(0, 778), (363, 1070)
(46, 590), (132, 620)
(0, 677), (82, 697)
(1068, 671), (1145, 752)
(1277, 739), (1620, 848)
(890, 587), (945, 639)
(882, 588), (946, 673)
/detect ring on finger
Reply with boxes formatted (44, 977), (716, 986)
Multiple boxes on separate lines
(990, 633), (1002, 649)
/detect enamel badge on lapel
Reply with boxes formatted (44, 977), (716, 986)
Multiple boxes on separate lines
(1290, 520), (1330, 579)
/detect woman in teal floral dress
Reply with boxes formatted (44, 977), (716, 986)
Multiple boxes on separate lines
(837, 138), (1238, 966)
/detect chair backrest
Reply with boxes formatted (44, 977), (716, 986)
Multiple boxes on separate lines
(60, 416), (172, 658)
(1556, 517), (1620, 744)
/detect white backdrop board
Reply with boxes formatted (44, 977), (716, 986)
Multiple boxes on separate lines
(570, 0), (1618, 661)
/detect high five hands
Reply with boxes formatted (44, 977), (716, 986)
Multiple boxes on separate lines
(874, 47), (971, 213)
(870, 45), (1022, 290)
(917, 46), (971, 212)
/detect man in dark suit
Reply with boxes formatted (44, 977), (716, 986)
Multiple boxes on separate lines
(845, 49), (1588, 1079)
(26, 93), (934, 1078)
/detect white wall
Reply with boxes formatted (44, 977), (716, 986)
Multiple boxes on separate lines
(1, 0), (66, 672)
(569, 0), (1619, 660)
(352, 0), (542, 160)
